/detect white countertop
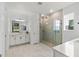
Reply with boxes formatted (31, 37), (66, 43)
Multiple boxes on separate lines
(53, 38), (79, 57)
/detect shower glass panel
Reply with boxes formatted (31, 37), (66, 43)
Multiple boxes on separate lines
(53, 19), (62, 45)
(40, 9), (63, 46)
(52, 10), (63, 45)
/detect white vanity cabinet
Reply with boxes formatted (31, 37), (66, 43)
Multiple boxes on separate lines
(9, 18), (30, 46)
(10, 33), (29, 46)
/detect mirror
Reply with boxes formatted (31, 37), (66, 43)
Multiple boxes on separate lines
(12, 21), (20, 32)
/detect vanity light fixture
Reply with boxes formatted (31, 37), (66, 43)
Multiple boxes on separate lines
(13, 19), (24, 22)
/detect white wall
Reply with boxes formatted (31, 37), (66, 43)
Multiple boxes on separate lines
(63, 2), (79, 42)
(5, 3), (40, 50)
(29, 14), (40, 44)
(0, 3), (6, 56)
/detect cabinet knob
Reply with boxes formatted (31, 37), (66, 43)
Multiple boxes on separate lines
(20, 37), (22, 39)
(26, 31), (29, 34)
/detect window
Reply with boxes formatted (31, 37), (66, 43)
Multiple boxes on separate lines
(64, 13), (74, 30)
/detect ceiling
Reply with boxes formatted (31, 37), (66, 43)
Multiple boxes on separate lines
(6, 2), (75, 14)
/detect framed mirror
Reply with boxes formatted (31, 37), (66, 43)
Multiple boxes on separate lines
(12, 21), (20, 32)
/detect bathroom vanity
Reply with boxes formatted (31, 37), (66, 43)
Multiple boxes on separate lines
(10, 33), (29, 46)
(53, 38), (79, 57)
(9, 19), (30, 46)
(9, 14), (40, 46)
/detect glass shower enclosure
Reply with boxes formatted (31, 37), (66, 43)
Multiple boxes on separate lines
(40, 9), (63, 46)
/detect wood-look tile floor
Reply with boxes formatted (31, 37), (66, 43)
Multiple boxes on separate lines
(6, 43), (53, 57)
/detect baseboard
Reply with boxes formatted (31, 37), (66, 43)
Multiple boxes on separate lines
(10, 42), (30, 47)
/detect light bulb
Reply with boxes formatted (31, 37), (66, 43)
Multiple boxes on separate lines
(49, 9), (53, 13)
(41, 14), (44, 17)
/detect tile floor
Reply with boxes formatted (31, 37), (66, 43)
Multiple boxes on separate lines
(41, 40), (55, 47)
(6, 43), (53, 57)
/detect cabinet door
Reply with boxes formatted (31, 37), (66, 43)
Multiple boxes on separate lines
(20, 35), (26, 43)
(25, 34), (30, 43)
(15, 34), (26, 45)
(10, 35), (16, 46)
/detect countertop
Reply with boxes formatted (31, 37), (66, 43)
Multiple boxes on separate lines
(53, 38), (79, 57)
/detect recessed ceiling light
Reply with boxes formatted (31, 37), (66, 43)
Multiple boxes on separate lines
(38, 2), (43, 5)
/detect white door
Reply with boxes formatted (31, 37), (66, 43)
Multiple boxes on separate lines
(30, 14), (40, 44)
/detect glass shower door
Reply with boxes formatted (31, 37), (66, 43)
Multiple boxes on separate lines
(40, 9), (63, 46)
(53, 19), (62, 45)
